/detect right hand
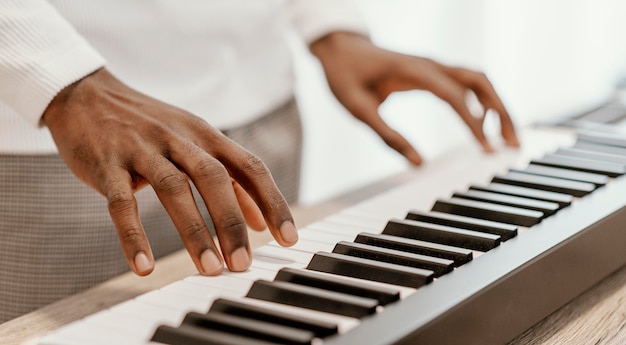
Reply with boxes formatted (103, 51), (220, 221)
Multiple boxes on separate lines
(42, 68), (298, 276)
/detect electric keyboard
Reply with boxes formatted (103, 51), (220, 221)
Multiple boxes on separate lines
(35, 127), (626, 345)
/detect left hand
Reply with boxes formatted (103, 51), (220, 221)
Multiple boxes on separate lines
(310, 32), (520, 165)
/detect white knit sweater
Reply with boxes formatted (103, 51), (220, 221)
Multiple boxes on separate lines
(0, 0), (367, 153)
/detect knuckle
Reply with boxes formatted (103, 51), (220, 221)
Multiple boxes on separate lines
(241, 154), (269, 177)
(267, 193), (287, 210)
(468, 71), (491, 88)
(181, 222), (209, 241)
(220, 214), (247, 233)
(118, 226), (144, 245)
(195, 158), (228, 181)
(107, 191), (135, 215)
(153, 171), (188, 195)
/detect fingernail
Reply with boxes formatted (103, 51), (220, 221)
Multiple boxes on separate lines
(134, 252), (152, 274)
(400, 147), (422, 166)
(507, 137), (520, 147)
(201, 249), (223, 275)
(407, 152), (422, 166)
(280, 221), (298, 245)
(229, 247), (251, 272)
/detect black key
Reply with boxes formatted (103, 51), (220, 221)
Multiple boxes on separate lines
(512, 164), (608, 187)
(574, 141), (626, 156)
(405, 209), (518, 241)
(332, 241), (454, 277)
(382, 218), (501, 251)
(151, 324), (278, 345)
(452, 190), (559, 218)
(577, 130), (626, 148)
(247, 279), (378, 318)
(209, 298), (338, 338)
(306, 251), (434, 288)
(431, 197), (544, 227)
(179, 311), (315, 345)
(469, 183), (573, 208)
(354, 232), (473, 266)
(492, 171), (596, 197)
(555, 147), (626, 165)
(531, 153), (625, 177)
(274, 267), (400, 306)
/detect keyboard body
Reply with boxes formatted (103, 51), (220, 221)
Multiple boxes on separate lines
(35, 127), (626, 345)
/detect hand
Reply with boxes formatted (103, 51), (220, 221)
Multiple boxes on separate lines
(311, 32), (520, 165)
(43, 68), (298, 276)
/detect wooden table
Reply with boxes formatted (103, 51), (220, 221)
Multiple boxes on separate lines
(1, 137), (625, 345)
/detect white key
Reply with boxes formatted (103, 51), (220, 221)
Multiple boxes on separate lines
(324, 212), (386, 230)
(162, 279), (243, 300)
(81, 309), (154, 341)
(253, 245), (314, 264)
(297, 228), (355, 243)
(135, 289), (215, 314)
(38, 320), (137, 345)
(110, 299), (186, 329)
(221, 267), (277, 281)
(267, 238), (334, 254)
(184, 274), (253, 293)
(250, 254), (305, 271)
(308, 221), (375, 238)
(343, 207), (396, 223)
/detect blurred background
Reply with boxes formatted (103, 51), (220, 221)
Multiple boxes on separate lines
(292, 0), (626, 204)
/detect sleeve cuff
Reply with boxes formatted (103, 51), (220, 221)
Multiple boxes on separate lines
(287, 0), (370, 45)
(22, 44), (105, 127)
(0, 0), (106, 127)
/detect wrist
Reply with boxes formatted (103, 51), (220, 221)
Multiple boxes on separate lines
(310, 31), (369, 59)
(42, 68), (109, 128)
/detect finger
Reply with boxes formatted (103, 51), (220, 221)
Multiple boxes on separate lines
(101, 167), (154, 276)
(409, 66), (494, 153)
(444, 67), (520, 148)
(486, 105), (519, 148)
(483, 96), (520, 148)
(338, 87), (423, 165)
(467, 75), (519, 147)
(210, 137), (298, 247)
(168, 142), (252, 272)
(232, 179), (266, 231)
(136, 152), (226, 275)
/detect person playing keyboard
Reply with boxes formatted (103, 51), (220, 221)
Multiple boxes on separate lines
(0, 0), (518, 324)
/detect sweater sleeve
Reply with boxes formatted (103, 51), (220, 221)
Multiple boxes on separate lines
(0, 0), (105, 127)
(287, 0), (370, 45)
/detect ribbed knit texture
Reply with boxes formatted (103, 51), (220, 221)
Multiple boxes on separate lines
(0, 0), (105, 127)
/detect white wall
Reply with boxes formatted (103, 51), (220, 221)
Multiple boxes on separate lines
(295, 0), (626, 205)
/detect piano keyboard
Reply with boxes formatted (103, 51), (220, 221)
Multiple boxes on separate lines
(36, 127), (626, 345)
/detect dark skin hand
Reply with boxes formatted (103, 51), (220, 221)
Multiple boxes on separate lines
(311, 32), (520, 165)
(42, 32), (517, 279)
(43, 68), (298, 276)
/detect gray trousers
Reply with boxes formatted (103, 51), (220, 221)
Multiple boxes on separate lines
(0, 98), (302, 323)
